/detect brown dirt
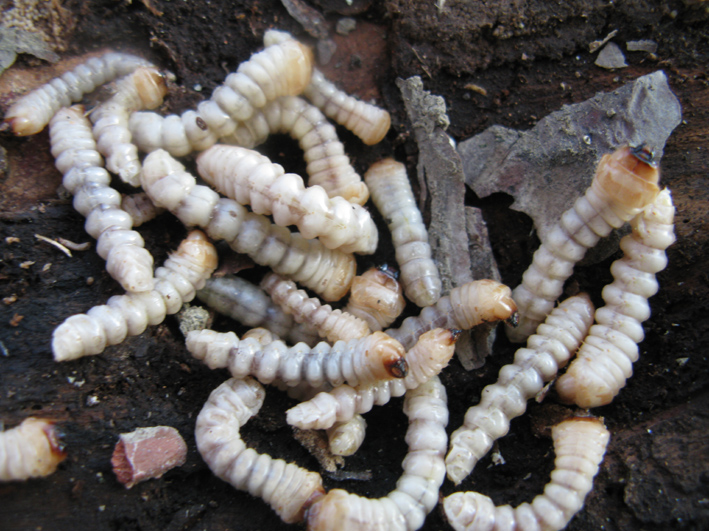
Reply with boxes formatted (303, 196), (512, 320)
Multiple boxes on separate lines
(1, 1), (708, 530)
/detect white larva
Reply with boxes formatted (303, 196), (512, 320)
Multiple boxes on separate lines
(196, 144), (378, 254)
(364, 158), (443, 307)
(506, 145), (661, 343)
(286, 328), (457, 430)
(326, 415), (367, 457)
(4, 52), (154, 136)
(385, 279), (518, 351)
(52, 230), (218, 362)
(221, 96), (369, 205)
(556, 188), (676, 408)
(344, 266), (406, 331)
(128, 39), (313, 157)
(264, 30), (392, 146)
(121, 192), (164, 227)
(195, 376), (325, 524)
(49, 105), (155, 293)
(185, 329), (408, 389)
(197, 275), (320, 347)
(445, 294), (596, 486)
(90, 66), (167, 186)
(260, 272), (371, 343)
(140, 149), (356, 301)
(305, 376), (449, 531)
(0, 417), (66, 481)
(443, 417), (610, 531)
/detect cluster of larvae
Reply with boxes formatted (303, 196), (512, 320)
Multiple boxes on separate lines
(1, 25), (675, 531)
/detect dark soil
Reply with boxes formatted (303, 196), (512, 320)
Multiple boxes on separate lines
(1, 1), (708, 530)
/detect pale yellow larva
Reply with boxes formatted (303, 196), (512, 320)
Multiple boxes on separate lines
(260, 272), (371, 343)
(385, 280), (517, 351)
(52, 230), (218, 362)
(128, 39), (313, 157)
(49, 105), (155, 293)
(286, 328), (457, 430)
(4, 52), (154, 136)
(185, 329), (408, 389)
(0, 418), (66, 482)
(305, 376), (448, 531)
(195, 377), (325, 524)
(443, 417), (610, 531)
(445, 294), (595, 486)
(507, 145), (661, 343)
(196, 144), (378, 254)
(197, 275), (320, 347)
(556, 188), (675, 408)
(364, 158), (442, 307)
(90, 66), (167, 186)
(344, 266), (406, 331)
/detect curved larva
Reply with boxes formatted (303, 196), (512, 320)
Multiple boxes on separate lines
(260, 272), (371, 343)
(121, 192), (164, 227)
(140, 149), (356, 301)
(222, 96), (369, 205)
(385, 280), (518, 351)
(507, 145), (661, 343)
(344, 266), (406, 331)
(0, 418), (67, 481)
(265, 29), (391, 146)
(49, 106), (154, 293)
(4, 52), (154, 136)
(306, 376), (448, 531)
(326, 415), (367, 457)
(90, 66), (167, 186)
(286, 328), (457, 430)
(196, 144), (378, 254)
(52, 230), (218, 362)
(195, 377), (325, 524)
(445, 294), (596, 486)
(129, 39), (313, 157)
(556, 189), (675, 408)
(186, 329), (408, 389)
(365, 158), (442, 307)
(196, 275), (320, 347)
(443, 417), (610, 531)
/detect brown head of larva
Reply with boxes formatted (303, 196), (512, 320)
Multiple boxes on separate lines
(367, 331), (408, 379)
(133, 67), (168, 110)
(176, 230), (218, 272)
(594, 145), (660, 210)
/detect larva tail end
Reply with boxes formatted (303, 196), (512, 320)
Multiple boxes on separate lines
(361, 110), (391, 146)
(5, 115), (41, 136)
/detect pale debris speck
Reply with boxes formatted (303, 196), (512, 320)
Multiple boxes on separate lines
(595, 42), (628, 69)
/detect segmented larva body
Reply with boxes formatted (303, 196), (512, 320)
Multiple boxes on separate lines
(186, 329), (408, 389)
(140, 149), (356, 301)
(197, 275), (320, 347)
(365, 158), (442, 307)
(261, 272), (371, 343)
(52, 230), (218, 362)
(4, 52), (154, 136)
(443, 417), (610, 531)
(386, 280), (518, 351)
(265, 28), (391, 146)
(507, 146), (661, 343)
(222, 96), (369, 205)
(121, 192), (164, 227)
(129, 39), (313, 157)
(556, 189), (675, 408)
(196, 144), (378, 254)
(0, 418), (66, 481)
(90, 66), (167, 186)
(445, 294), (596, 486)
(286, 328), (457, 430)
(195, 377), (325, 524)
(345, 266), (406, 331)
(326, 415), (367, 457)
(49, 105), (154, 293)
(305, 376), (449, 531)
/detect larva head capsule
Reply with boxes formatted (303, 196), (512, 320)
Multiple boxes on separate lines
(132, 67), (168, 109)
(368, 331), (408, 379)
(346, 266), (406, 331)
(174, 230), (219, 273)
(594, 145), (660, 211)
